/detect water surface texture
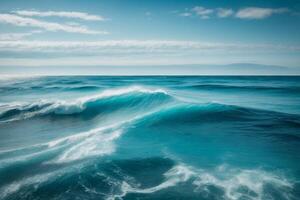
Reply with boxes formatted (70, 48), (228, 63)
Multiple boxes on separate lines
(0, 76), (300, 200)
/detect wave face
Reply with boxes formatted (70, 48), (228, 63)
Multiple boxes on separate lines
(0, 76), (300, 200)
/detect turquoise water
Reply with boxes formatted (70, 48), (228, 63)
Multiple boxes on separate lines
(0, 76), (300, 200)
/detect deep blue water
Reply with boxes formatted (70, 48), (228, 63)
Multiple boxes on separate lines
(0, 76), (300, 200)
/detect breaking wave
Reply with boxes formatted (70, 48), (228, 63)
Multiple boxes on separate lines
(0, 86), (171, 123)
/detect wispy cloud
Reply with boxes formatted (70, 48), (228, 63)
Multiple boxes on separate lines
(0, 30), (42, 40)
(13, 10), (106, 21)
(236, 7), (289, 19)
(179, 12), (192, 17)
(216, 8), (234, 18)
(192, 6), (214, 19)
(178, 6), (289, 20)
(0, 41), (298, 68)
(0, 40), (298, 54)
(0, 14), (108, 34)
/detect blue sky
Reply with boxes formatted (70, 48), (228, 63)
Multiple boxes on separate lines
(0, 0), (299, 74)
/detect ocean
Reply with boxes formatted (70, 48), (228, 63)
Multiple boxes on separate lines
(0, 76), (299, 200)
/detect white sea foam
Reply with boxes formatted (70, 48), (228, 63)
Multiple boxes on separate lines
(0, 183), (21, 199)
(47, 108), (156, 163)
(54, 129), (122, 163)
(0, 124), (123, 168)
(108, 164), (195, 200)
(0, 169), (60, 199)
(0, 107), (164, 166)
(193, 165), (294, 200)
(110, 164), (294, 200)
(0, 159), (294, 200)
(0, 126), (124, 198)
(125, 164), (194, 193)
(79, 85), (168, 103)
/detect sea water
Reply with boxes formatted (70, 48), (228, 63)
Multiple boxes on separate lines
(0, 76), (299, 199)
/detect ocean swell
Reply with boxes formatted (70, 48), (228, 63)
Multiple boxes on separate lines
(134, 102), (300, 128)
(0, 86), (171, 123)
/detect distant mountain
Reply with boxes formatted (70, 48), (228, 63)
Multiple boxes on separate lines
(199, 63), (300, 75)
(219, 63), (298, 75)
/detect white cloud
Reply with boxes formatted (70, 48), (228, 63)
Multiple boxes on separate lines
(199, 15), (210, 19)
(179, 6), (289, 20)
(13, 10), (106, 21)
(0, 14), (108, 34)
(0, 40), (298, 68)
(65, 22), (81, 26)
(0, 30), (42, 40)
(0, 40), (298, 54)
(236, 7), (288, 19)
(217, 8), (234, 18)
(0, 40), (216, 51)
(192, 6), (214, 19)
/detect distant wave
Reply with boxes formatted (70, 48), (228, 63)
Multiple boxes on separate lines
(0, 86), (172, 123)
(186, 84), (300, 93)
(0, 85), (102, 93)
(129, 102), (300, 143)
